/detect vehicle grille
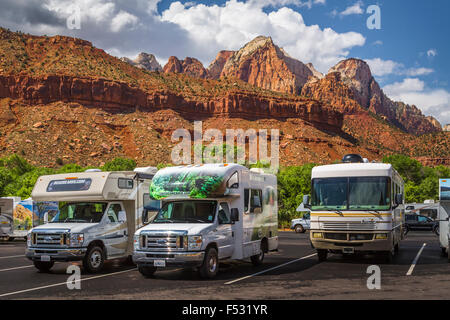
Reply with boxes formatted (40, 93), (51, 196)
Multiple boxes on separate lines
(32, 231), (67, 247)
(324, 233), (374, 241)
(320, 221), (376, 231)
(140, 231), (187, 252)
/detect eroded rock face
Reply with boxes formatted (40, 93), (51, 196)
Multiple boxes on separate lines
(207, 50), (234, 79)
(0, 74), (343, 130)
(220, 36), (313, 94)
(120, 52), (162, 71)
(163, 56), (209, 78)
(320, 58), (441, 135)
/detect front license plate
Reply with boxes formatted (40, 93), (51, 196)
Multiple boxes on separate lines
(41, 255), (51, 262)
(154, 259), (166, 267)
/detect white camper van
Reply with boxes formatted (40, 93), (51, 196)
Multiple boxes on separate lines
(438, 179), (450, 261)
(0, 197), (21, 240)
(133, 163), (278, 279)
(26, 167), (157, 273)
(303, 154), (405, 262)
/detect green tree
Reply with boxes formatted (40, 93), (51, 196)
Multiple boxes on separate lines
(101, 158), (136, 171)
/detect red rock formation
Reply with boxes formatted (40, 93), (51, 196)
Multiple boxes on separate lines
(207, 50), (234, 79)
(0, 74), (343, 131)
(163, 56), (208, 78)
(220, 36), (313, 94)
(326, 58), (441, 135)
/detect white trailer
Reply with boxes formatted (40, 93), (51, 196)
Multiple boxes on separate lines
(133, 163), (278, 279)
(303, 154), (405, 262)
(26, 167), (157, 273)
(438, 179), (450, 261)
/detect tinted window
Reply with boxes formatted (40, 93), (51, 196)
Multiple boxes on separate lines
(107, 204), (122, 223)
(47, 179), (92, 192)
(218, 202), (231, 224)
(244, 189), (249, 212)
(118, 178), (133, 189)
(311, 178), (348, 210)
(250, 189), (262, 213)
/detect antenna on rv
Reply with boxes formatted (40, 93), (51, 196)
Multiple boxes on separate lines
(342, 154), (364, 163)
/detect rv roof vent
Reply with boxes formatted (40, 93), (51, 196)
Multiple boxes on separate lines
(342, 154), (364, 163)
(250, 168), (265, 174)
(133, 167), (158, 175)
(85, 168), (102, 172)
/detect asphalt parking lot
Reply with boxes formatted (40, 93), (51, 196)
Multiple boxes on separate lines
(0, 231), (448, 300)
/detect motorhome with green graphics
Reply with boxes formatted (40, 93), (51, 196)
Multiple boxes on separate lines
(133, 163), (278, 279)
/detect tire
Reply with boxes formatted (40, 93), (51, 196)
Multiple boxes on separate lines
(199, 247), (219, 279)
(434, 225), (439, 236)
(394, 243), (399, 253)
(317, 249), (327, 262)
(138, 265), (157, 278)
(295, 225), (305, 234)
(250, 246), (265, 266)
(33, 260), (54, 272)
(83, 246), (105, 273)
(441, 247), (447, 257)
(7, 237), (14, 242)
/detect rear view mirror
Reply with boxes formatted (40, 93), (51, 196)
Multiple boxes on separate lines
(230, 208), (239, 222)
(142, 209), (150, 225)
(303, 195), (311, 208)
(43, 212), (49, 224)
(118, 211), (127, 223)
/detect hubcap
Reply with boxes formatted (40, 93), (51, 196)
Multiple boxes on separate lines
(208, 255), (217, 273)
(90, 250), (102, 268)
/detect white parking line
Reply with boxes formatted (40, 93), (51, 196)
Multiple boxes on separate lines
(0, 265), (34, 272)
(225, 253), (317, 285)
(406, 243), (426, 276)
(0, 268), (137, 298)
(0, 255), (24, 260)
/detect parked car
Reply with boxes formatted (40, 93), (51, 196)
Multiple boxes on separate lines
(405, 214), (439, 235)
(291, 213), (310, 233)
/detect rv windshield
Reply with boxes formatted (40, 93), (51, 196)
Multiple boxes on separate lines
(311, 177), (391, 211)
(51, 202), (107, 223)
(152, 200), (217, 224)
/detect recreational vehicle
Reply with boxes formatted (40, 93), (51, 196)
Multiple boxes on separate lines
(0, 197), (21, 240)
(133, 163), (278, 279)
(26, 167), (157, 273)
(438, 179), (450, 261)
(303, 154), (405, 262)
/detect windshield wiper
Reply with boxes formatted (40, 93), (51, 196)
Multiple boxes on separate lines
(323, 207), (344, 216)
(62, 218), (89, 223)
(184, 217), (207, 223)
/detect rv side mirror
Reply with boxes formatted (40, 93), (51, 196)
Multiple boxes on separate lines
(118, 211), (127, 223)
(43, 212), (49, 224)
(395, 194), (403, 205)
(142, 209), (150, 225)
(230, 208), (239, 223)
(303, 195), (311, 208)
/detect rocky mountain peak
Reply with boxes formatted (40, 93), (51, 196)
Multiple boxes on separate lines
(120, 52), (162, 71)
(207, 50), (234, 79)
(163, 56), (208, 78)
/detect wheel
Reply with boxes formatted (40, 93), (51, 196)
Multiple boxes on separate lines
(441, 247), (447, 257)
(33, 260), (54, 272)
(7, 237), (14, 242)
(317, 249), (327, 262)
(83, 246), (105, 273)
(138, 265), (157, 277)
(434, 225), (439, 236)
(250, 245), (265, 266)
(394, 243), (399, 253)
(295, 225), (305, 233)
(199, 247), (219, 279)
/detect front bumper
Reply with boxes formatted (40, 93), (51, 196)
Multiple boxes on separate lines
(310, 231), (393, 252)
(133, 250), (205, 267)
(26, 247), (87, 262)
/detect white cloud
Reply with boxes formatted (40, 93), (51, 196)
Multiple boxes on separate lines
(340, 1), (364, 16)
(110, 10), (139, 32)
(365, 58), (434, 78)
(372, 40), (383, 46)
(161, 0), (365, 72)
(384, 78), (450, 125)
(427, 49), (437, 57)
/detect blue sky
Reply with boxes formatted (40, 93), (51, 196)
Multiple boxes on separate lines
(0, 0), (448, 124)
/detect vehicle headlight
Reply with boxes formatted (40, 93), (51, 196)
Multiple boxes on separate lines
(134, 234), (141, 250)
(188, 235), (202, 251)
(69, 233), (84, 247)
(27, 232), (32, 247)
(312, 232), (323, 239)
(375, 233), (388, 240)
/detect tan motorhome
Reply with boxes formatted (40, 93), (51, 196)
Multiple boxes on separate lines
(26, 167), (157, 273)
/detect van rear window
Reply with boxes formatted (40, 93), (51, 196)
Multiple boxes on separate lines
(46, 179), (92, 192)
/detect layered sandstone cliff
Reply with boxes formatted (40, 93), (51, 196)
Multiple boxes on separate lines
(0, 74), (343, 130)
(207, 50), (234, 79)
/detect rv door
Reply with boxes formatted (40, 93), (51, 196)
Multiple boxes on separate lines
(216, 202), (235, 259)
(102, 203), (128, 257)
